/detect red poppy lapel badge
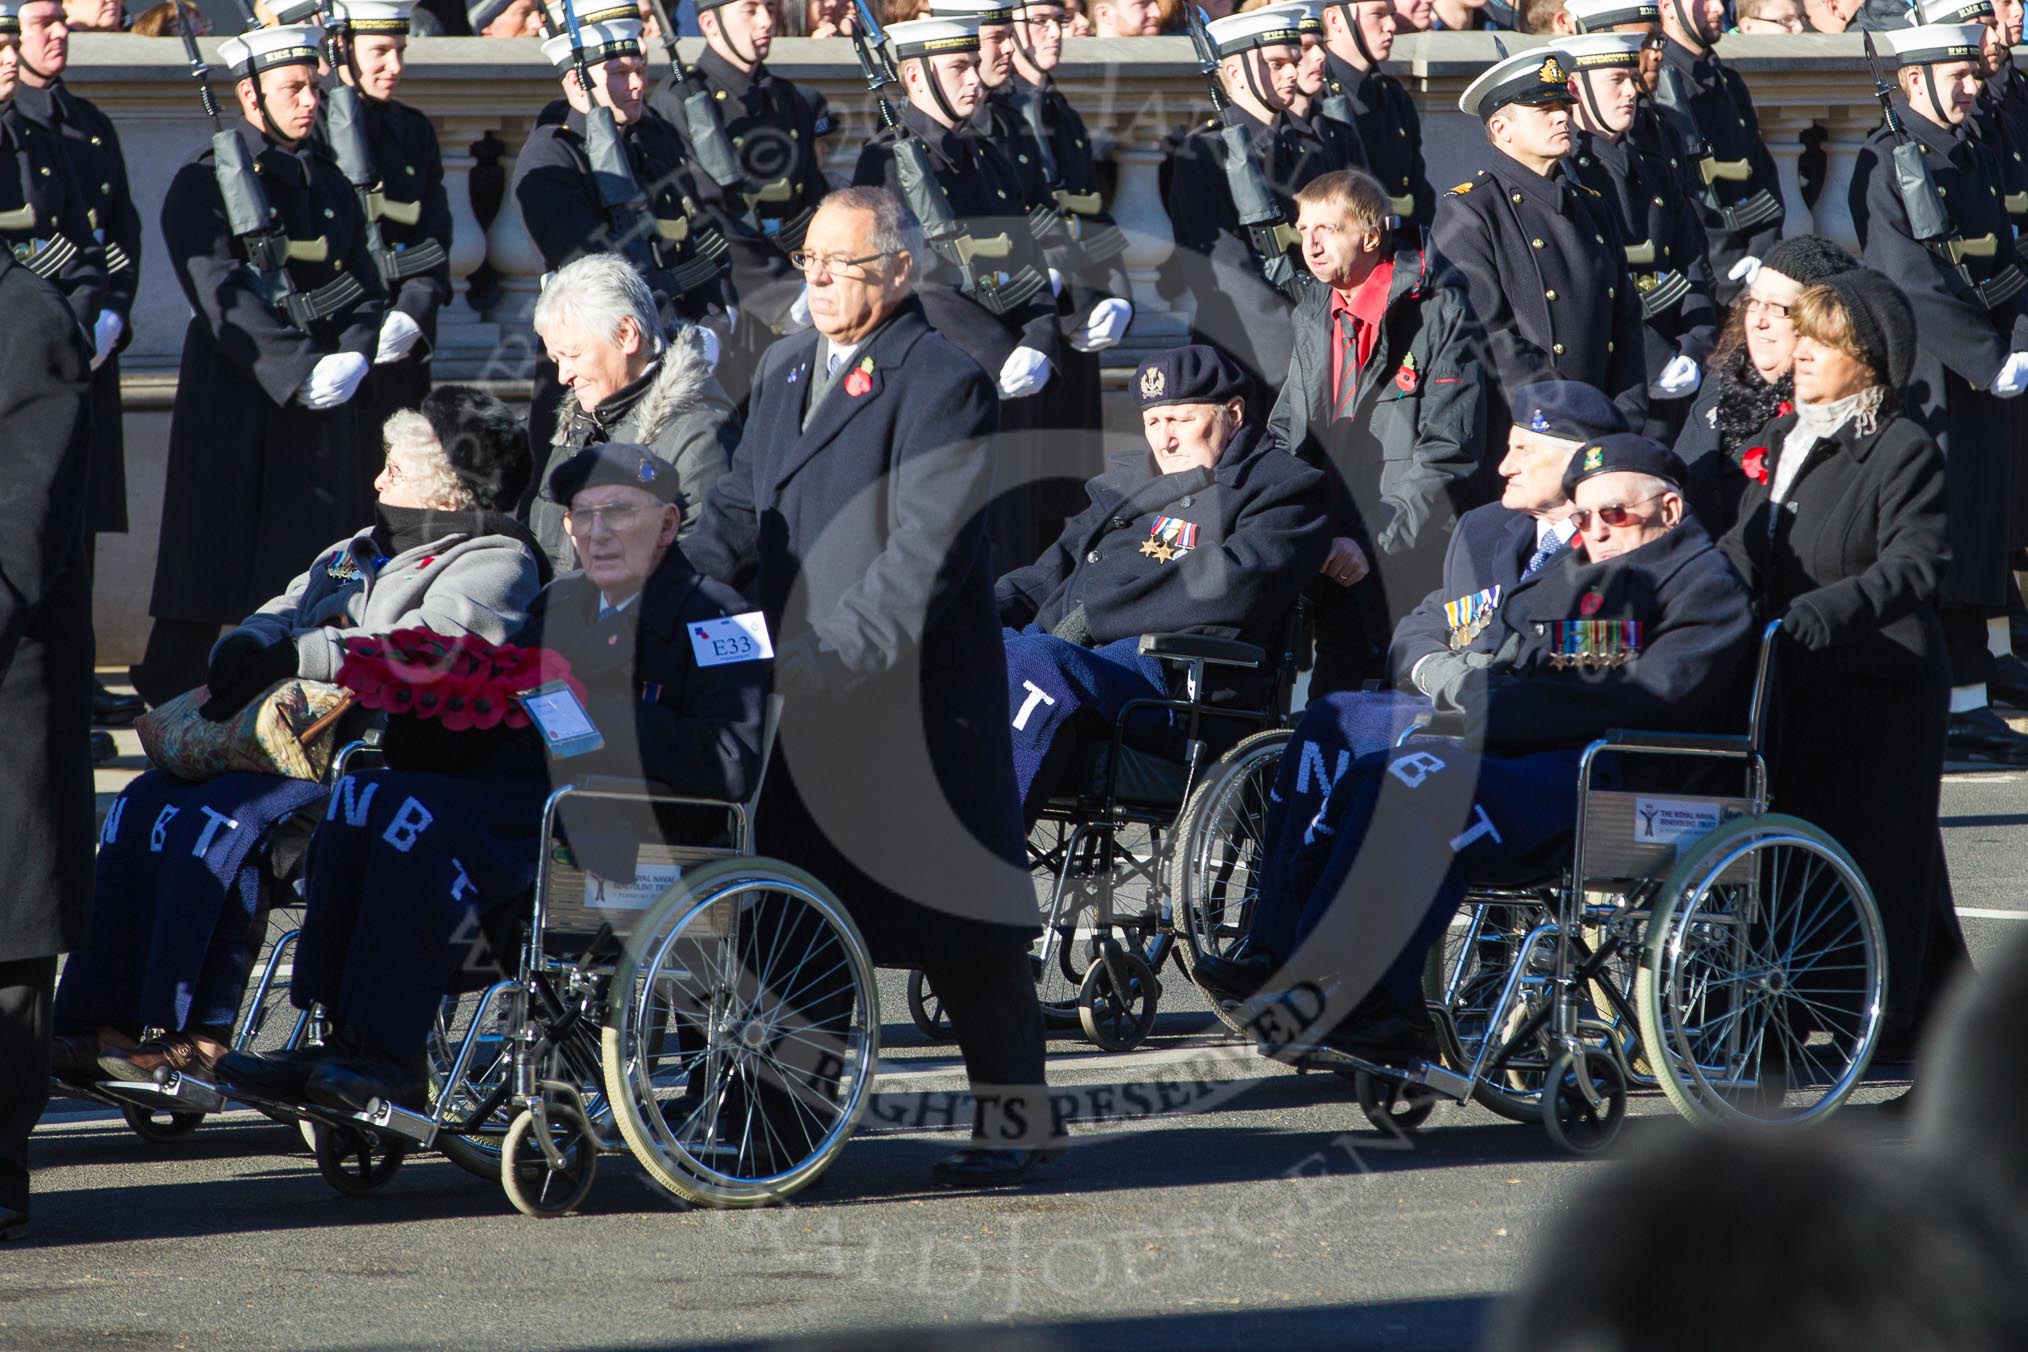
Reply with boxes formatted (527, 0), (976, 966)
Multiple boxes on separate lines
(843, 356), (875, 398)
(1742, 446), (1770, 485)
(1579, 590), (1605, 617)
(1776, 400), (1794, 417)
(1394, 352), (1419, 394)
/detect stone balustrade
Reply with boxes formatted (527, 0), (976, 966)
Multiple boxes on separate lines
(62, 31), (1909, 656)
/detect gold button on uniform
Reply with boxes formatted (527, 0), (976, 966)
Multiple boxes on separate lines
(1545, 289), (1557, 300)
(1532, 238), (1544, 249)
(1553, 343), (1565, 355)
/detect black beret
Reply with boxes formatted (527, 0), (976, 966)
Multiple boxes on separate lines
(1510, 380), (1627, 444)
(545, 441), (685, 508)
(421, 385), (529, 513)
(1561, 432), (1688, 498)
(1135, 344), (1249, 410)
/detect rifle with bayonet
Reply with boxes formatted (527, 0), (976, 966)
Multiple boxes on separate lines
(846, 0), (1045, 315)
(314, 2), (413, 290)
(1649, 48), (1780, 235)
(1005, 68), (1128, 266)
(1185, 4), (1299, 299)
(178, 8), (355, 334)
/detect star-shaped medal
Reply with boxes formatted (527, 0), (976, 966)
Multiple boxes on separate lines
(1140, 539), (1174, 562)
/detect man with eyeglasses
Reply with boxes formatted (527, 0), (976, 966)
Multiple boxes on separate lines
(1220, 431), (1752, 1067)
(1853, 16), (2028, 763)
(1562, 32), (1716, 442)
(686, 186), (1059, 1190)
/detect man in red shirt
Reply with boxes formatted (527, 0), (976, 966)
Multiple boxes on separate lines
(1267, 168), (1486, 694)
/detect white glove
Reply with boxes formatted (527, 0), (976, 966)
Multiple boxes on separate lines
(1048, 267), (1066, 298)
(90, 310), (124, 370)
(1990, 351), (2028, 398)
(296, 351), (370, 410)
(785, 285), (812, 333)
(1727, 255), (1762, 286)
(725, 304), (739, 334)
(997, 345), (1051, 399)
(1069, 298), (1133, 353)
(373, 310), (424, 366)
(695, 323), (722, 373)
(1647, 353), (1702, 399)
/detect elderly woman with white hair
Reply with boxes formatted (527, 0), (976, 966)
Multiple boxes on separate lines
(526, 252), (742, 573)
(48, 387), (548, 1085)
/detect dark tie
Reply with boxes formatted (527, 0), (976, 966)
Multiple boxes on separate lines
(1333, 310), (1361, 418)
(1522, 531), (1564, 579)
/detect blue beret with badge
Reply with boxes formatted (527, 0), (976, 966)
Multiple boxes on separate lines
(1511, 380), (1628, 444)
(1561, 431), (1687, 498)
(1135, 344), (1250, 411)
(546, 441), (686, 508)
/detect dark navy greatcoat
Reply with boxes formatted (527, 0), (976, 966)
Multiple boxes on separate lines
(12, 80), (138, 534)
(151, 124), (385, 629)
(993, 420), (1331, 653)
(851, 104), (1063, 382)
(651, 45), (834, 334)
(1320, 51), (1433, 235)
(1388, 503), (1553, 686)
(328, 93), (453, 488)
(1432, 149), (1650, 438)
(683, 296), (1037, 968)
(1161, 106), (1338, 395)
(1569, 127), (1717, 440)
(0, 106), (107, 329)
(1657, 37), (1785, 302)
(1850, 106), (2028, 612)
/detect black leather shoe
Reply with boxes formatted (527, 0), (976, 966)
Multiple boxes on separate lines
(0, 1207), (27, 1242)
(1946, 707), (2028, 763)
(930, 1146), (1051, 1190)
(216, 1042), (341, 1103)
(306, 1048), (426, 1114)
(1193, 944), (1278, 1001)
(1991, 655), (2028, 710)
(90, 730), (117, 765)
(1320, 1004), (1442, 1064)
(93, 681), (145, 728)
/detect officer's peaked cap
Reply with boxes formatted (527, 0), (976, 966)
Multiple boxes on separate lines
(547, 442), (686, 508)
(1512, 381), (1628, 444)
(1562, 432), (1686, 499)
(1459, 46), (1576, 119)
(1885, 23), (1986, 66)
(220, 25), (326, 82)
(1136, 345), (1249, 410)
(1564, 0), (1661, 30)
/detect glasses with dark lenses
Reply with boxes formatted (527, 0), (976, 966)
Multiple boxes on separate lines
(1571, 493), (1666, 532)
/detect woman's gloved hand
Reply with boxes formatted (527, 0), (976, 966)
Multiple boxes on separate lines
(199, 638), (299, 721)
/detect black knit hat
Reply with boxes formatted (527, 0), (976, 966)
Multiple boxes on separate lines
(1759, 235), (1860, 289)
(1816, 267), (1917, 394)
(421, 385), (530, 512)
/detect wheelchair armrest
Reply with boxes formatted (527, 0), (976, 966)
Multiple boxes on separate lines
(1597, 730), (1752, 757)
(1136, 633), (1265, 668)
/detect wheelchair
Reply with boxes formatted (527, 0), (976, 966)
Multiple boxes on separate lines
(909, 607), (1307, 1053)
(1188, 620), (1887, 1153)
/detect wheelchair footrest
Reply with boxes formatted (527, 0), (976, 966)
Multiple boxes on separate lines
(1284, 1047), (1474, 1101)
(99, 1073), (228, 1114)
(363, 1097), (439, 1147)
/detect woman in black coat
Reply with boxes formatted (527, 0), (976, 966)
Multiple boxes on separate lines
(1721, 266), (1962, 1061)
(1678, 234), (1859, 536)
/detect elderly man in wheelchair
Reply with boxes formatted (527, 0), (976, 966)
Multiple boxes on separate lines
(994, 344), (1330, 824)
(217, 442), (768, 1116)
(1208, 433), (1755, 1065)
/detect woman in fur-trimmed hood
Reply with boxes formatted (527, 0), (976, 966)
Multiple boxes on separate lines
(525, 253), (744, 573)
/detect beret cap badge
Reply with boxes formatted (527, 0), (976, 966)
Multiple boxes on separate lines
(1140, 366), (1165, 399)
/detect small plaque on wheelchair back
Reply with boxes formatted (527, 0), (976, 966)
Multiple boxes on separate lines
(516, 681), (605, 759)
(688, 612), (773, 668)
(1579, 790), (1750, 884)
(581, 859), (686, 913)
(1632, 797), (1723, 846)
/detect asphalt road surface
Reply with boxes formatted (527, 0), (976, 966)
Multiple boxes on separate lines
(7, 762), (2023, 1352)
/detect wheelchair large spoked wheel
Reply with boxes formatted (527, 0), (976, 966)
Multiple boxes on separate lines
(601, 858), (879, 1208)
(1167, 729), (1289, 1034)
(1422, 900), (1555, 1125)
(1636, 814), (1885, 1127)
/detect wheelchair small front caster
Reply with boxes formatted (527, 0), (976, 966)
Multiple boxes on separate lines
(313, 1121), (407, 1195)
(502, 1103), (599, 1218)
(1542, 1048), (1627, 1155)
(1077, 948), (1159, 1051)
(1353, 1069), (1441, 1135)
(121, 1102), (205, 1144)
(905, 969), (955, 1042)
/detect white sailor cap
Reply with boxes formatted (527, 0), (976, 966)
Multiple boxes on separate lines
(219, 25), (326, 81)
(0, 2), (21, 34)
(540, 17), (645, 71)
(269, 0), (328, 23)
(1559, 31), (1643, 69)
(545, 0), (640, 29)
(1458, 46), (1575, 118)
(332, 0), (417, 33)
(1910, 0), (1994, 24)
(1885, 21), (1988, 65)
(926, 0), (1016, 24)
(1564, 0), (1660, 30)
(1207, 8), (1304, 55)
(1256, 2), (1325, 35)
(884, 15), (982, 58)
